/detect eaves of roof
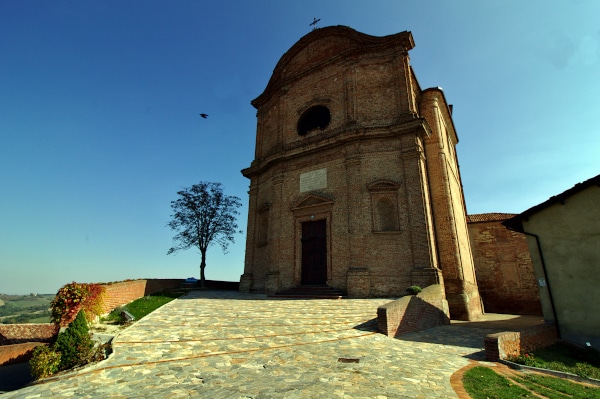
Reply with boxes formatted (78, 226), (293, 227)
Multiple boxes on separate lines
(466, 213), (517, 223)
(503, 173), (600, 232)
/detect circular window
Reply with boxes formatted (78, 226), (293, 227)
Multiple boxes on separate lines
(297, 105), (331, 135)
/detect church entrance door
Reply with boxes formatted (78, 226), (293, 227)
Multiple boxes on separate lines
(301, 219), (327, 285)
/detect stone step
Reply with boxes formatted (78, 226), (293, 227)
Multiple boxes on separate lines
(269, 285), (346, 299)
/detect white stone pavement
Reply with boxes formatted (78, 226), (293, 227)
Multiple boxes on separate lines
(3, 290), (524, 398)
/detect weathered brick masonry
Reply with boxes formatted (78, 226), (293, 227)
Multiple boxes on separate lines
(0, 342), (46, 366)
(484, 323), (558, 361)
(241, 26), (482, 320)
(377, 284), (450, 337)
(467, 214), (542, 315)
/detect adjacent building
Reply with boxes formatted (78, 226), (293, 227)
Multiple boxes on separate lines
(504, 174), (600, 347)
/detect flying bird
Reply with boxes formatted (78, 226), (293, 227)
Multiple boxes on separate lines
(199, 113), (208, 119)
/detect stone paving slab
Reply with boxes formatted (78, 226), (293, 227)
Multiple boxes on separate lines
(2, 291), (501, 398)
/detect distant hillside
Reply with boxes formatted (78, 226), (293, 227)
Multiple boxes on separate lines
(0, 294), (54, 324)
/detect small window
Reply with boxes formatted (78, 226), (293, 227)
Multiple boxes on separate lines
(297, 105), (331, 135)
(376, 198), (399, 231)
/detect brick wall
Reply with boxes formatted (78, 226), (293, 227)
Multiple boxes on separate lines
(0, 342), (45, 366)
(467, 214), (542, 315)
(100, 279), (238, 314)
(377, 284), (450, 337)
(484, 323), (558, 361)
(100, 279), (184, 314)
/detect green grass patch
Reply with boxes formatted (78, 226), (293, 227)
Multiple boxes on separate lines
(463, 366), (534, 398)
(103, 292), (183, 323)
(464, 366), (600, 399)
(27, 314), (52, 323)
(513, 373), (600, 399)
(510, 343), (600, 380)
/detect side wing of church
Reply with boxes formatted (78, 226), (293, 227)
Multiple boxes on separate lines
(240, 26), (482, 320)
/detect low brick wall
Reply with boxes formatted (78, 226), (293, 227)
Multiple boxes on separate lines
(485, 323), (558, 361)
(100, 279), (185, 314)
(143, 278), (188, 295)
(100, 279), (239, 314)
(0, 342), (45, 366)
(100, 280), (147, 314)
(377, 284), (450, 337)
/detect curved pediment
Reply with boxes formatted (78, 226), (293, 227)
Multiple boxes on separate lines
(367, 179), (401, 192)
(252, 26), (414, 108)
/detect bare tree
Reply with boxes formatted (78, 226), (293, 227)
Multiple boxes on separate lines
(167, 182), (242, 288)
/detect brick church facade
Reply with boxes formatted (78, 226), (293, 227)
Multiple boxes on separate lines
(240, 26), (482, 320)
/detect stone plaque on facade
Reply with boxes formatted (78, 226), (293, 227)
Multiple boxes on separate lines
(300, 168), (327, 193)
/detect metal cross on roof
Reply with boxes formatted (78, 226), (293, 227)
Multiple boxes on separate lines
(310, 17), (321, 30)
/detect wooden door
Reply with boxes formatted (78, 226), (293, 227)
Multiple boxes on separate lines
(301, 219), (327, 285)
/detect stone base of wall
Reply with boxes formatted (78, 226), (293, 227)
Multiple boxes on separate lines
(265, 272), (280, 295)
(481, 295), (543, 316)
(485, 323), (558, 361)
(377, 284), (450, 337)
(239, 274), (254, 292)
(411, 268), (442, 288)
(346, 268), (371, 298)
(0, 342), (45, 366)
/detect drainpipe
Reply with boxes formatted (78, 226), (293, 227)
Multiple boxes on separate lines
(521, 230), (561, 339)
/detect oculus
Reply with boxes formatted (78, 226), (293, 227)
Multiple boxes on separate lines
(297, 105), (330, 135)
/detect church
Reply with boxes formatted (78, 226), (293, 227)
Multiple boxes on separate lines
(240, 26), (482, 320)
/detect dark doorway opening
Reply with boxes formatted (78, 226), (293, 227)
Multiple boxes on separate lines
(301, 219), (327, 285)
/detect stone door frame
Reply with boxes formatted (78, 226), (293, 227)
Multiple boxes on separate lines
(291, 194), (334, 286)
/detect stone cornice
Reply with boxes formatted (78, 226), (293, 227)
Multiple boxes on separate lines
(241, 118), (430, 179)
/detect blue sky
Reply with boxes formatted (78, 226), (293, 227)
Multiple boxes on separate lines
(1, 1), (598, 295)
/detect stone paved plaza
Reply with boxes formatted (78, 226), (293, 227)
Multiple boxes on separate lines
(3, 291), (531, 398)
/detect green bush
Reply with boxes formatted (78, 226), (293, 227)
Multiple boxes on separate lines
(29, 345), (61, 380)
(53, 310), (94, 371)
(508, 352), (544, 368)
(406, 285), (422, 295)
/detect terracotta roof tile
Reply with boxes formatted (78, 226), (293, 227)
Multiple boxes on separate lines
(467, 213), (517, 223)
(0, 324), (58, 345)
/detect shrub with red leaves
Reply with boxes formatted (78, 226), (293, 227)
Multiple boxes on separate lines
(50, 282), (106, 327)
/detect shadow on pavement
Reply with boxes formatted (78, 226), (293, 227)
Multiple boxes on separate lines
(391, 314), (545, 351)
(0, 362), (33, 393)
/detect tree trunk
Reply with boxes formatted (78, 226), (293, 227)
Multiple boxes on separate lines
(199, 250), (207, 289)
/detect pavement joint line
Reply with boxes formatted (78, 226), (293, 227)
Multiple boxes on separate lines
(30, 330), (381, 386)
(130, 320), (375, 328)
(116, 327), (376, 344)
(142, 315), (377, 320)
